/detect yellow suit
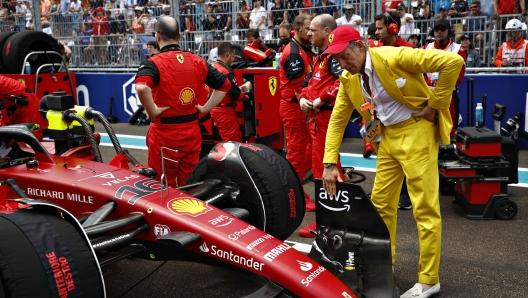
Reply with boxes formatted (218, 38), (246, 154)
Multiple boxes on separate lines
(324, 46), (464, 285)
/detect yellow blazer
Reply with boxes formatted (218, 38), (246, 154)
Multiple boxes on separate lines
(323, 46), (465, 164)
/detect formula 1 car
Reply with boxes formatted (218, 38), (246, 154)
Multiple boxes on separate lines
(0, 92), (362, 298)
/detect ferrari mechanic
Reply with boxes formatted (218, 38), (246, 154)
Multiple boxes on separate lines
(279, 13), (315, 212)
(297, 14), (344, 237)
(135, 17), (231, 187)
(0, 75), (45, 141)
(210, 42), (249, 142)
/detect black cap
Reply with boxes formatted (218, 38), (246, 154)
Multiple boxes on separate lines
(460, 34), (470, 40)
(396, 3), (405, 10)
(433, 18), (451, 31)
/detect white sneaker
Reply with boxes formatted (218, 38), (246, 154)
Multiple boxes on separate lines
(400, 283), (440, 298)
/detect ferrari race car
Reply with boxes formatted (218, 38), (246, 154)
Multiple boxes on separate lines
(0, 92), (397, 298)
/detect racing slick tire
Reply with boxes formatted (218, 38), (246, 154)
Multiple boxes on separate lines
(187, 143), (305, 241)
(2, 31), (62, 74)
(0, 31), (18, 73)
(0, 208), (104, 297)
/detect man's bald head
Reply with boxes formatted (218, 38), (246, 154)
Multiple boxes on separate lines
(315, 14), (337, 32)
(155, 17), (180, 41)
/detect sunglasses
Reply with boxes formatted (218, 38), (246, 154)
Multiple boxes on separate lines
(470, 5), (478, 8)
(434, 27), (448, 32)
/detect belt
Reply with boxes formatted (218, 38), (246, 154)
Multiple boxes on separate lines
(157, 113), (199, 124)
(217, 102), (236, 108)
(282, 98), (299, 104)
(320, 105), (333, 111)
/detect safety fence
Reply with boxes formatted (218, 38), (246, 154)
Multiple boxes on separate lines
(2, 0), (524, 72)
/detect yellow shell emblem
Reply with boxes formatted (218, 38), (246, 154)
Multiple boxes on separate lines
(168, 198), (212, 217)
(176, 54), (184, 64)
(329, 34), (334, 43)
(179, 87), (195, 104)
(268, 76), (277, 96)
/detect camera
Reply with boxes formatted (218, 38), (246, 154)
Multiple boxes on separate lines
(500, 111), (522, 139)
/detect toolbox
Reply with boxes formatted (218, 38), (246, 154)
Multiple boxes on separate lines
(456, 126), (502, 162)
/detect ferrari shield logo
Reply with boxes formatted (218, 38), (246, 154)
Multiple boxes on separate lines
(319, 60), (324, 68)
(329, 34), (334, 43)
(167, 198), (212, 217)
(17, 79), (26, 85)
(176, 54), (184, 64)
(269, 76), (277, 96)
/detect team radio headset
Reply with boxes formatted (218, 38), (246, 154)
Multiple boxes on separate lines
(378, 13), (400, 41)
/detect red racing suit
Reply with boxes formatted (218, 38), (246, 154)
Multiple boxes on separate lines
(422, 41), (467, 136)
(210, 60), (245, 142)
(298, 54), (344, 179)
(0, 75), (45, 140)
(135, 44), (231, 186)
(279, 38), (314, 184)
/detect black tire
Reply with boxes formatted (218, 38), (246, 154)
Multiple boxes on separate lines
(0, 208), (104, 297)
(187, 143), (305, 240)
(2, 31), (61, 74)
(0, 31), (18, 73)
(494, 199), (518, 220)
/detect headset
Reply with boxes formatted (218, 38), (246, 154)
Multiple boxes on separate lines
(378, 12), (400, 40)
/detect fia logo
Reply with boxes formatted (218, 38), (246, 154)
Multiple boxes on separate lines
(154, 224), (170, 238)
(297, 260), (313, 272)
(200, 242), (209, 253)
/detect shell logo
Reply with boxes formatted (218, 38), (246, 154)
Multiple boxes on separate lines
(329, 34), (334, 43)
(167, 198), (212, 217)
(179, 87), (195, 105)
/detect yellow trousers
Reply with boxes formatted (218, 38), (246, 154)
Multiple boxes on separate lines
(371, 117), (441, 285)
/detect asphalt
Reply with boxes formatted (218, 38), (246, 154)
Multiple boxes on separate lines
(97, 123), (528, 298)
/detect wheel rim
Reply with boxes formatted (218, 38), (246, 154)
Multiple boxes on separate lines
(496, 201), (517, 219)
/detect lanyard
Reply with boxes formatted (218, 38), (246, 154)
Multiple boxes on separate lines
(361, 65), (377, 121)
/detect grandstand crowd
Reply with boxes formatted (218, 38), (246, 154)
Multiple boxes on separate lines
(2, 0), (527, 70)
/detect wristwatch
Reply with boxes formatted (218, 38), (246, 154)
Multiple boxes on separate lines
(323, 163), (335, 168)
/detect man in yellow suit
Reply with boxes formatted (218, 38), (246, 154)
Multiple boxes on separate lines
(321, 26), (463, 298)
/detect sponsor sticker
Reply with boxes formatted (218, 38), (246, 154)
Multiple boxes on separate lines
(154, 224), (170, 238)
(317, 188), (361, 212)
(228, 225), (256, 241)
(167, 198), (212, 217)
(208, 214), (234, 227)
(344, 252), (355, 270)
(268, 76), (277, 96)
(200, 242), (265, 271)
(212, 142), (236, 162)
(301, 265), (326, 287)
(297, 260), (313, 272)
(263, 243), (291, 262)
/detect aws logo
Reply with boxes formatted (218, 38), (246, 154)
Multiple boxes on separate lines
(179, 87), (195, 104)
(268, 76), (277, 96)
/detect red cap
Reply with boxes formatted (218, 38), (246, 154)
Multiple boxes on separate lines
(323, 26), (362, 56)
(95, 6), (104, 11)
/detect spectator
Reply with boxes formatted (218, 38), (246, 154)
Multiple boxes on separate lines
(494, 18), (528, 73)
(408, 33), (420, 47)
(132, 6), (145, 33)
(203, 5), (217, 53)
(312, 0), (339, 19)
(146, 40), (159, 56)
(214, 3), (231, 40)
(141, 8), (157, 34)
(126, 0), (139, 22)
(60, 0), (70, 19)
(115, 13), (129, 33)
(236, 0), (250, 40)
(178, 0), (195, 52)
(449, 0), (470, 17)
(249, 0), (267, 32)
(69, 0), (83, 13)
(24, 0), (33, 26)
(40, 0), (51, 16)
(106, 10), (118, 33)
(336, 4), (361, 32)
(382, 0), (403, 13)
(159, 4), (170, 18)
(396, 3), (414, 40)
(410, 0), (430, 44)
(14, 0), (28, 18)
(92, 6), (108, 65)
(463, 1), (490, 55)
(269, 0), (285, 39)
(283, 0), (304, 24)
(7, 16), (19, 31)
(26, 17), (34, 30)
(58, 40), (73, 68)
(460, 34), (481, 70)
